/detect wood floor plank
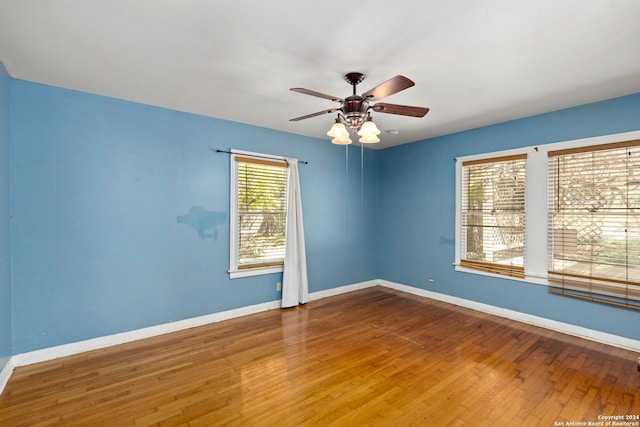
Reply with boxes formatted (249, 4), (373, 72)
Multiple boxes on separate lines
(1, 286), (638, 426)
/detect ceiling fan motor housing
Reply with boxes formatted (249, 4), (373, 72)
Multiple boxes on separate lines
(343, 95), (369, 113)
(343, 95), (369, 131)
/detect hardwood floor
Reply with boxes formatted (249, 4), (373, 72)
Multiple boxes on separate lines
(1, 286), (638, 426)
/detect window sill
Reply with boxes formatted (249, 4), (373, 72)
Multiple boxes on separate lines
(454, 265), (549, 287)
(229, 265), (284, 279)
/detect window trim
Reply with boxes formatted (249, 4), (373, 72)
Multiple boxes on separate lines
(229, 149), (288, 279)
(455, 130), (640, 289)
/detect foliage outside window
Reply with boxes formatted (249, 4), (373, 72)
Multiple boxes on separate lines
(230, 155), (288, 276)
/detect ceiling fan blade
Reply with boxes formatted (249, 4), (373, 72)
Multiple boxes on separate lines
(290, 88), (344, 103)
(289, 108), (340, 122)
(372, 102), (430, 117)
(362, 75), (415, 101)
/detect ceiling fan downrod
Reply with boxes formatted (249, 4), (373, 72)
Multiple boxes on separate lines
(343, 72), (366, 94)
(341, 72), (370, 131)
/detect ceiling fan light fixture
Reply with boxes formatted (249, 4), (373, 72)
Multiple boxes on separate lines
(359, 134), (380, 144)
(357, 114), (381, 137)
(331, 134), (352, 145)
(327, 118), (348, 138)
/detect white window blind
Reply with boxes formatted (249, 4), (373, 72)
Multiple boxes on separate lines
(461, 154), (527, 278)
(235, 156), (288, 270)
(547, 140), (640, 310)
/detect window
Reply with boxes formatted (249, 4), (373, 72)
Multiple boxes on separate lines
(547, 141), (640, 309)
(230, 152), (288, 278)
(460, 155), (527, 278)
(455, 130), (640, 311)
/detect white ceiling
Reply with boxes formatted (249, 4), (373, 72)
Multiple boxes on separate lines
(1, 1), (639, 149)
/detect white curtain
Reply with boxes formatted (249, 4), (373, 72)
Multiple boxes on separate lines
(281, 158), (309, 308)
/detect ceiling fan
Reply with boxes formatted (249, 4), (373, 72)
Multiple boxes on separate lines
(289, 72), (429, 144)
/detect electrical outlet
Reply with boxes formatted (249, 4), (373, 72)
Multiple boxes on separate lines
(276, 282), (282, 291)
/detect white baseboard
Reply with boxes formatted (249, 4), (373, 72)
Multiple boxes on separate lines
(308, 279), (379, 301)
(12, 299), (280, 368)
(377, 279), (640, 352)
(0, 357), (14, 396)
(11, 280), (378, 369)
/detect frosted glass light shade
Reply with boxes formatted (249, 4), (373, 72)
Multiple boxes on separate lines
(332, 135), (352, 145)
(327, 122), (348, 138)
(359, 134), (380, 144)
(357, 119), (380, 137)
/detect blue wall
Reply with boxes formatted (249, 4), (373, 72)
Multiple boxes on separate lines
(378, 93), (640, 341)
(11, 81), (378, 353)
(6, 77), (640, 355)
(0, 62), (11, 369)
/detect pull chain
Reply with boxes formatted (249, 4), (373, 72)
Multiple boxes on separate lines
(345, 143), (349, 235)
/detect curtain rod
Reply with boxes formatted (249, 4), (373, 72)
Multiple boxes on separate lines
(215, 149), (308, 164)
